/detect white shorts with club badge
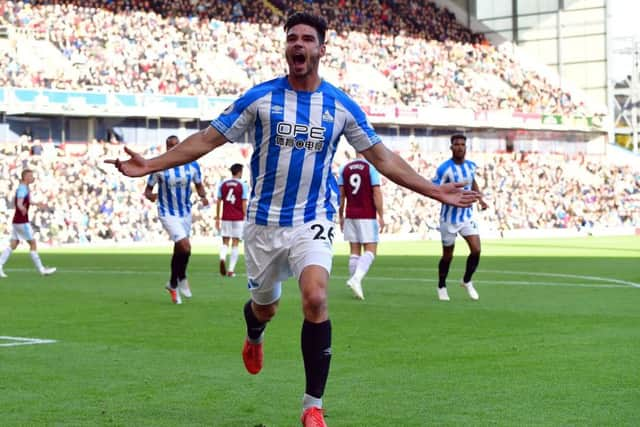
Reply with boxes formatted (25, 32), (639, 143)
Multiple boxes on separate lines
(11, 223), (35, 241)
(440, 219), (480, 247)
(243, 219), (335, 305)
(220, 220), (244, 239)
(343, 218), (379, 243)
(159, 215), (192, 242)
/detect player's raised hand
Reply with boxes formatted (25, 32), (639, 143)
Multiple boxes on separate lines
(105, 146), (150, 177)
(438, 182), (480, 208)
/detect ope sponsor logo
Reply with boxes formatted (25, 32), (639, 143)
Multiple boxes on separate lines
(275, 121), (325, 152)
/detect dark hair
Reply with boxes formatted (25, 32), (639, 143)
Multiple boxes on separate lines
(450, 134), (467, 144)
(21, 169), (33, 179)
(284, 12), (327, 45)
(166, 135), (179, 143)
(230, 163), (243, 176)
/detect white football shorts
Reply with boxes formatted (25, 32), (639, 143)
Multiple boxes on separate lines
(343, 218), (379, 243)
(440, 219), (479, 246)
(220, 220), (244, 239)
(159, 215), (192, 242)
(11, 223), (35, 241)
(243, 219), (335, 305)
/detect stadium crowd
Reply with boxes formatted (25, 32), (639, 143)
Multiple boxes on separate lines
(0, 138), (638, 245)
(0, 0), (591, 115)
(0, 1), (627, 245)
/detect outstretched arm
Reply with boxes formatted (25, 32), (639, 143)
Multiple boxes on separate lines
(105, 126), (228, 177)
(361, 143), (479, 208)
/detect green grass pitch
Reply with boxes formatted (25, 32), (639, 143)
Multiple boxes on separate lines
(1, 236), (638, 426)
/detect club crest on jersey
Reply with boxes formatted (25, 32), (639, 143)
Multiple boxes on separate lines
(222, 103), (234, 115)
(161, 175), (187, 186)
(247, 279), (261, 290)
(275, 121), (325, 152)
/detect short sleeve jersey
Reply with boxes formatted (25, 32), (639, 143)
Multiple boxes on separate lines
(12, 184), (30, 224)
(146, 162), (203, 217)
(210, 76), (381, 227)
(337, 159), (380, 219)
(217, 178), (249, 221)
(432, 158), (478, 224)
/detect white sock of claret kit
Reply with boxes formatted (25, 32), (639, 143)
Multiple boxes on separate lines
(229, 247), (239, 272)
(352, 251), (375, 281)
(30, 250), (44, 271)
(219, 244), (228, 262)
(348, 255), (360, 277)
(0, 247), (12, 266)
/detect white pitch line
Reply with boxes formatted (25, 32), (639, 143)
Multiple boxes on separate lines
(0, 336), (58, 347)
(331, 275), (631, 288)
(5, 268), (167, 275)
(479, 269), (640, 288)
(379, 267), (640, 289)
(4, 267), (639, 289)
(486, 281), (628, 289)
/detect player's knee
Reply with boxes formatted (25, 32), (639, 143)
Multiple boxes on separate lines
(254, 303), (277, 322)
(302, 288), (328, 318)
(177, 239), (191, 253)
(441, 253), (453, 263)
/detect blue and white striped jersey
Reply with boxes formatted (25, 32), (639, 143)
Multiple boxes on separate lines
(211, 76), (381, 227)
(147, 162), (202, 217)
(432, 158), (478, 224)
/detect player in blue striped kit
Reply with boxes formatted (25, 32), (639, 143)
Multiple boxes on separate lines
(144, 135), (209, 305)
(432, 134), (488, 302)
(108, 13), (479, 426)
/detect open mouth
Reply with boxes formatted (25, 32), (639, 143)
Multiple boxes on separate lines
(293, 53), (306, 65)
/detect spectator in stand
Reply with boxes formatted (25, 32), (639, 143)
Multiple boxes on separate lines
(1, 0), (594, 115)
(0, 138), (637, 246)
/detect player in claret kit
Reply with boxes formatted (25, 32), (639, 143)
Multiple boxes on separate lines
(338, 152), (384, 300)
(215, 163), (248, 278)
(0, 169), (56, 278)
